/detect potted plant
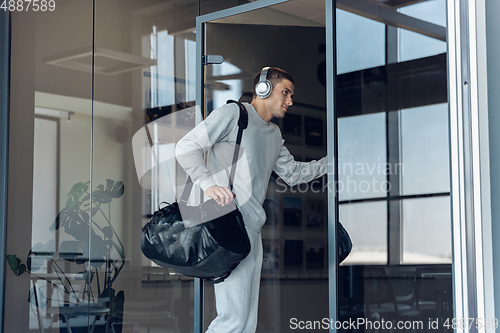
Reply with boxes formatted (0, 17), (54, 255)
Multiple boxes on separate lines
(7, 179), (126, 332)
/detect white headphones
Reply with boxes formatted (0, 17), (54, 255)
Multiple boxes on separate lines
(255, 67), (272, 99)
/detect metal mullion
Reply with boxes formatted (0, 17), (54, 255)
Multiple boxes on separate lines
(326, 0), (338, 331)
(197, 0), (289, 23)
(387, 110), (402, 265)
(0, 9), (10, 333)
(194, 15), (204, 333)
(339, 192), (451, 205)
(386, 24), (401, 266)
(447, 0), (467, 326)
(448, 0), (484, 329)
(459, 0), (478, 324)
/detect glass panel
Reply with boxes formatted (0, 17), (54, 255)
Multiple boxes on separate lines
(6, 4), (93, 332)
(337, 0), (453, 330)
(399, 30), (447, 62)
(399, 0), (447, 62)
(401, 104), (450, 195)
(203, 1), (328, 331)
(399, 0), (447, 25)
(339, 202), (387, 265)
(336, 9), (386, 74)
(93, 1), (197, 333)
(338, 113), (387, 202)
(402, 197), (452, 264)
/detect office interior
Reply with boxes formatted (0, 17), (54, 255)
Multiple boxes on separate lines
(3, 0), (500, 332)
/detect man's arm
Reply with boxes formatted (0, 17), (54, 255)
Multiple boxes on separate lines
(175, 104), (239, 205)
(273, 144), (327, 187)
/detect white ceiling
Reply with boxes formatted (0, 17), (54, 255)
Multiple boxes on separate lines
(213, 0), (444, 41)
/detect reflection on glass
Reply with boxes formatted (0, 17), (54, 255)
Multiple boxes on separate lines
(94, 5), (197, 332)
(150, 29), (176, 108)
(402, 197), (452, 264)
(6, 1), (96, 331)
(399, 30), (446, 62)
(399, 0), (447, 26)
(336, 9), (385, 74)
(32, 118), (58, 252)
(401, 104), (450, 195)
(338, 113), (387, 201)
(399, 0), (446, 62)
(212, 64), (243, 110)
(337, 0), (452, 330)
(185, 39), (197, 102)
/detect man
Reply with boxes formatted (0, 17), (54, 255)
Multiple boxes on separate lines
(175, 67), (326, 332)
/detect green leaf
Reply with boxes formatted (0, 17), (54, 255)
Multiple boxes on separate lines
(93, 191), (112, 204)
(67, 182), (89, 198)
(91, 207), (99, 217)
(6, 254), (20, 272)
(64, 181), (91, 208)
(80, 210), (90, 222)
(16, 264), (26, 276)
(6, 255), (28, 276)
(110, 181), (125, 198)
(105, 179), (114, 192)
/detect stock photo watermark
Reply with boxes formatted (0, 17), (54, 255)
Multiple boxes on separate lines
(290, 317), (499, 331)
(276, 161), (404, 195)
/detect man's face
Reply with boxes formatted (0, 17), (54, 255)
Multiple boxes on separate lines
(266, 79), (294, 119)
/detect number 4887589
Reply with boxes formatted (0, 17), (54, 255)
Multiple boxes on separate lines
(1, 0), (56, 11)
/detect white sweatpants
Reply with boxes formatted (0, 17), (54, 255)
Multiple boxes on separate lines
(206, 227), (263, 333)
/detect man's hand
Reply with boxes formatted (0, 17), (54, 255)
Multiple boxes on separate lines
(206, 185), (236, 206)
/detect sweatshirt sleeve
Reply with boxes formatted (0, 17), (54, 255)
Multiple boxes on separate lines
(273, 143), (327, 187)
(175, 104), (240, 192)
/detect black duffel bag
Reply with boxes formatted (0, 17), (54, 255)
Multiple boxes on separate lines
(141, 100), (250, 283)
(141, 197), (250, 282)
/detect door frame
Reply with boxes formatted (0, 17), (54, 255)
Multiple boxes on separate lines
(195, 1), (338, 332)
(0, 9), (10, 333)
(447, 0), (495, 328)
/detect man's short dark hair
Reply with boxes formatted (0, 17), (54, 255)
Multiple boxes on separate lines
(252, 67), (294, 98)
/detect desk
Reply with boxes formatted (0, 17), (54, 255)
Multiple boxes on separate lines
(47, 303), (110, 333)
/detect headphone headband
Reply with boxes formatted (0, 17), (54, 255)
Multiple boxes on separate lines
(259, 67), (270, 83)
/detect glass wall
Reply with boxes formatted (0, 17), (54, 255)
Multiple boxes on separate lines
(337, 0), (452, 330)
(6, 3), (94, 332)
(5, 0), (332, 331)
(5, 0), (454, 332)
(6, 1), (200, 332)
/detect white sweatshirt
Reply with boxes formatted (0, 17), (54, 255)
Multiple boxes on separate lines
(175, 102), (327, 231)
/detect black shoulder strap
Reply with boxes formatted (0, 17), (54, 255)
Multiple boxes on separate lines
(227, 100), (248, 130)
(225, 100), (248, 192)
(178, 101), (248, 203)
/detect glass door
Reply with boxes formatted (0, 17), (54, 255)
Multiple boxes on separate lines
(196, 1), (334, 332)
(197, 1), (453, 332)
(336, 1), (452, 332)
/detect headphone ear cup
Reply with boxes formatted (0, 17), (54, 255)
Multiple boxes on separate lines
(256, 79), (272, 99)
